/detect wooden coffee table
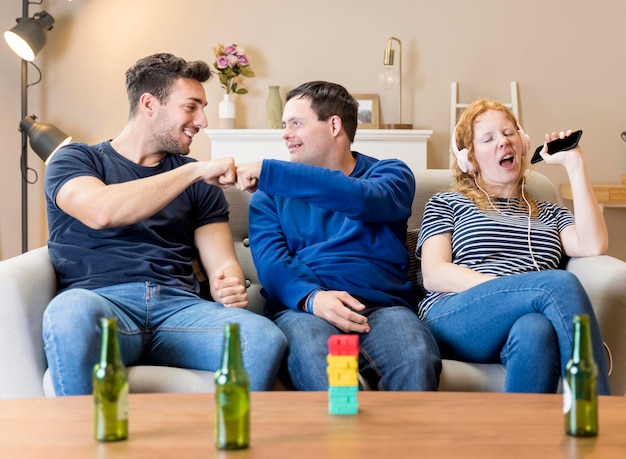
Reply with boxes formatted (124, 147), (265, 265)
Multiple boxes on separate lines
(1, 391), (625, 458)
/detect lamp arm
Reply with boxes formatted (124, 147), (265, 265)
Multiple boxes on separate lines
(21, 57), (29, 253)
(19, 0), (33, 253)
(26, 0), (45, 11)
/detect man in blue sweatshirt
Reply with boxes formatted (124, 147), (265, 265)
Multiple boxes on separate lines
(236, 81), (441, 390)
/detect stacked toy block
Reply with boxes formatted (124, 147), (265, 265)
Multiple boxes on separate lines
(327, 334), (359, 415)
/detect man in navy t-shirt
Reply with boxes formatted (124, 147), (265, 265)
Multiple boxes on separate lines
(43, 53), (286, 395)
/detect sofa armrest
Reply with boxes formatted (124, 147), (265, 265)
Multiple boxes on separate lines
(0, 247), (57, 398)
(565, 255), (626, 395)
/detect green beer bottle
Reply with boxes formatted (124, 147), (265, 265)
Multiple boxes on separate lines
(93, 317), (129, 442)
(214, 322), (250, 450)
(564, 314), (598, 437)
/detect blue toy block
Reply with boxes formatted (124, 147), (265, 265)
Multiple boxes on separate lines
(328, 385), (358, 415)
(329, 399), (359, 415)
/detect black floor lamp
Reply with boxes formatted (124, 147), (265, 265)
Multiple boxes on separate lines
(4, 0), (71, 253)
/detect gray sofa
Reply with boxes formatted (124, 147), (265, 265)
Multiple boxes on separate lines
(1, 169), (625, 399)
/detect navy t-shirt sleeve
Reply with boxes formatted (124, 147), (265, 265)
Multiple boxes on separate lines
(45, 141), (228, 293)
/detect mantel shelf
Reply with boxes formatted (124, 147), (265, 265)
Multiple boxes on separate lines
(204, 129), (433, 173)
(205, 128), (433, 141)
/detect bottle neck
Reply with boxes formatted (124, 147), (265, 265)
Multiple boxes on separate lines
(100, 317), (123, 365)
(221, 323), (243, 371)
(572, 314), (593, 363)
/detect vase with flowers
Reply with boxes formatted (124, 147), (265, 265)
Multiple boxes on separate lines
(213, 43), (255, 128)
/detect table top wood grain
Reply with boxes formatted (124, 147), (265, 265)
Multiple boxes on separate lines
(1, 391), (625, 458)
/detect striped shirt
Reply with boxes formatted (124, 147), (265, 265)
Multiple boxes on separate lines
(416, 191), (575, 319)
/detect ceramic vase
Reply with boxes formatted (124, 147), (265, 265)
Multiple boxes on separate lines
(218, 94), (236, 129)
(266, 85), (282, 129)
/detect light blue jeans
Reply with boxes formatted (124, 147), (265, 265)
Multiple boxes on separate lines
(270, 306), (441, 391)
(423, 270), (611, 394)
(43, 283), (288, 395)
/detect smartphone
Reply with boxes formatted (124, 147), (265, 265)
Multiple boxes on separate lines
(530, 130), (583, 164)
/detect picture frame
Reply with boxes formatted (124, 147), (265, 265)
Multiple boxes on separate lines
(352, 93), (380, 129)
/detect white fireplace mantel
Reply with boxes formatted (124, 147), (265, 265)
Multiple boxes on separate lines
(204, 129), (432, 173)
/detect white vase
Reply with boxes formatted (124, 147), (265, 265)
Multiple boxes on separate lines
(218, 94), (236, 129)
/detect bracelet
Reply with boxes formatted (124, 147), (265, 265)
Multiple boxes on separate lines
(304, 288), (323, 314)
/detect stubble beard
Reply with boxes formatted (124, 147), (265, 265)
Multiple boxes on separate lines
(153, 128), (190, 156)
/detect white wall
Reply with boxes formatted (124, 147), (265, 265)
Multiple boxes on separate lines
(1, 0), (625, 259)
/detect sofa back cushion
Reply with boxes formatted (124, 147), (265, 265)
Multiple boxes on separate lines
(223, 169), (560, 313)
(408, 169), (559, 230)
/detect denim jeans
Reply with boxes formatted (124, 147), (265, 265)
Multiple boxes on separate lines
(423, 270), (611, 394)
(270, 306), (441, 391)
(43, 283), (287, 395)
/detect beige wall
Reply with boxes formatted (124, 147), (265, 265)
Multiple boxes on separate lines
(1, 0), (625, 260)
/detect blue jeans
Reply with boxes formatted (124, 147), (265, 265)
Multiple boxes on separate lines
(43, 283), (287, 395)
(270, 306), (441, 391)
(423, 270), (611, 394)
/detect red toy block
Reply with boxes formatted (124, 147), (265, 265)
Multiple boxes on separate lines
(328, 334), (359, 356)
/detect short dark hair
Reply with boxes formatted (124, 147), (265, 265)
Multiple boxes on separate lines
(286, 81), (359, 143)
(125, 53), (212, 117)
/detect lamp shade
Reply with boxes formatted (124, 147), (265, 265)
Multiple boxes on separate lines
(4, 11), (55, 61)
(20, 115), (72, 164)
(379, 39), (399, 88)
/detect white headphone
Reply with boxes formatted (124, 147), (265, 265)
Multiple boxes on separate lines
(453, 124), (531, 174)
(456, 120), (539, 271)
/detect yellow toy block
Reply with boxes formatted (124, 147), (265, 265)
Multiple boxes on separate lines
(326, 355), (358, 369)
(327, 368), (359, 386)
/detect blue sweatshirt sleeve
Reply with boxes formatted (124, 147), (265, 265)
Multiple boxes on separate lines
(257, 157), (415, 222)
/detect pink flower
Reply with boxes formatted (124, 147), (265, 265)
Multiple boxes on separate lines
(216, 55), (230, 69)
(212, 42), (255, 94)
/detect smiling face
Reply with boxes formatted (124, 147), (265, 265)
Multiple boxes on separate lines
(281, 96), (335, 166)
(472, 109), (526, 196)
(151, 77), (208, 155)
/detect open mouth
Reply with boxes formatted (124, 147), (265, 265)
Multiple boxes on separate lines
(499, 154), (514, 167)
(183, 128), (197, 141)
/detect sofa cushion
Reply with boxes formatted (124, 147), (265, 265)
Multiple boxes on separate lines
(44, 366), (217, 396)
(406, 229), (426, 307)
(438, 360), (505, 392)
